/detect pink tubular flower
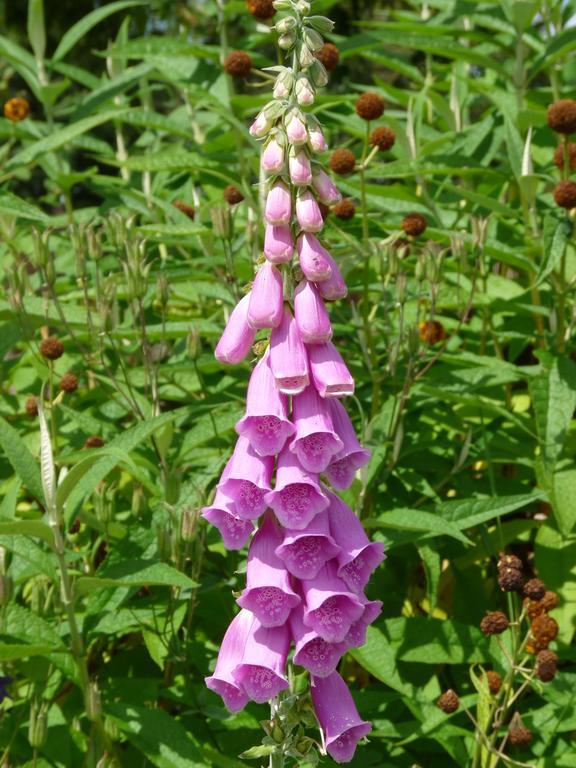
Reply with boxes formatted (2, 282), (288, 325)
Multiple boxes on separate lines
(237, 514), (300, 627)
(316, 251), (348, 300)
(289, 149), (313, 186)
(264, 224), (294, 264)
(286, 113), (308, 145)
(308, 341), (355, 398)
(264, 446), (329, 530)
(327, 491), (385, 593)
(344, 597), (383, 649)
(261, 137), (285, 173)
(236, 350), (295, 456)
(201, 488), (254, 550)
(325, 398), (371, 488)
(247, 262), (284, 330)
(215, 293), (256, 365)
(265, 181), (292, 225)
(296, 189), (324, 233)
(290, 385), (343, 473)
(294, 280), (332, 344)
(218, 436), (273, 520)
(312, 169), (341, 205)
(311, 672), (372, 763)
(308, 124), (328, 152)
(291, 602), (346, 678)
(234, 617), (290, 703)
(205, 610), (252, 712)
(301, 561), (364, 643)
(270, 308), (310, 394)
(275, 508), (340, 580)
(297, 233), (333, 282)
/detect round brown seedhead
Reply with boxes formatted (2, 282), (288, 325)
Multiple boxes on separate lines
(531, 614), (559, 645)
(485, 670), (502, 695)
(554, 180), (576, 209)
(246, 0), (276, 20)
(524, 596), (546, 621)
(60, 372), (78, 394)
(547, 99), (576, 135)
(480, 611), (509, 636)
(4, 97), (30, 122)
(315, 42), (339, 72)
(498, 553), (523, 573)
(174, 200), (195, 219)
(553, 141), (576, 171)
(333, 198), (356, 220)
(402, 212), (427, 237)
(329, 148), (356, 176)
(223, 185), (244, 205)
(536, 649), (558, 682)
(498, 566), (524, 593)
(370, 126), (396, 152)
(85, 436), (105, 449)
(437, 689), (459, 714)
(509, 723), (533, 748)
(523, 578), (546, 601)
(25, 396), (38, 417)
(419, 320), (446, 345)
(541, 590), (559, 612)
(224, 51), (252, 78)
(39, 336), (64, 361)
(355, 92), (385, 121)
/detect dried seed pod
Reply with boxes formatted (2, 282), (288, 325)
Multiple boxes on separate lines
(402, 213), (427, 237)
(480, 611), (509, 636)
(370, 126), (396, 152)
(522, 578), (546, 601)
(536, 650), (558, 682)
(498, 566), (524, 593)
(509, 723), (533, 748)
(39, 337), (64, 361)
(355, 92), (385, 121)
(174, 200), (196, 219)
(314, 42), (339, 71)
(547, 99), (576, 135)
(25, 396), (38, 417)
(224, 51), (252, 78)
(60, 372), (78, 393)
(437, 689), (459, 713)
(554, 180), (576, 209)
(524, 596), (545, 621)
(531, 614), (559, 645)
(4, 97), (30, 122)
(418, 320), (446, 345)
(329, 148), (356, 175)
(541, 590), (559, 612)
(333, 198), (355, 220)
(224, 185), (244, 205)
(553, 142), (576, 171)
(498, 553), (523, 572)
(485, 670), (502, 695)
(246, 0), (276, 20)
(85, 436), (105, 448)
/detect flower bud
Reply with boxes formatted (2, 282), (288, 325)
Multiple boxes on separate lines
(295, 0), (311, 13)
(250, 111), (274, 138)
(286, 112), (308, 145)
(295, 76), (315, 106)
(275, 16), (296, 33)
(289, 148), (312, 186)
(28, 707), (47, 748)
(303, 27), (324, 51)
(278, 31), (296, 50)
(261, 136), (285, 173)
(308, 123), (327, 152)
(273, 69), (294, 99)
(299, 45), (315, 68)
(308, 15), (335, 34)
(308, 58), (328, 87)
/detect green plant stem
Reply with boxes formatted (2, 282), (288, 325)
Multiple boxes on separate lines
(270, 751), (284, 768)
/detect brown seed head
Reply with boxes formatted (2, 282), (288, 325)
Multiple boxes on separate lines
(531, 614), (559, 645)
(498, 553), (523, 572)
(174, 200), (195, 219)
(314, 43), (340, 72)
(523, 578), (546, 601)
(498, 567), (524, 593)
(548, 99), (576, 134)
(509, 723), (533, 748)
(246, 0), (276, 20)
(480, 611), (509, 636)
(85, 436), (105, 449)
(419, 320), (446, 345)
(437, 689), (459, 714)
(536, 649), (558, 682)
(224, 51), (252, 78)
(39, 336), (64, 361)
(553, 142), (576, 171)
(485, 670), (502, 695)
(224, 185), (244, 205)
(554, 180), (576, 209)
(333, 198), (356, 220)
(355, 92), (385, 121)
(4, 97), (30, 122)
(60, 372), (78, 394)
(402, 212), (427, 237)
(541, 590), (559, 612)
(25, 396), (38, 417)
(329, 148), (356, 175)
(370, 126), (396, 152)
(524, 596), (546, 621)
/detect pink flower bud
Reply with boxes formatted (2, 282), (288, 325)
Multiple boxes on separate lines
(264, 224), (294, 264)
(265, 181), (292, 225)
(247, 262), (284, 329)
(312, 170), (341, 205)
(250, 111), (273, 138)
(286, 113), (308, 145)
(317, 252), (348, 300)
(308, 125), (328, 152)
(215, 293), (256, 365)
(294, 280), (332, 344)
(296, 77), (315, 106)
(297, 233), (333, 281)
(261, 137), (285, 173)
(270, 308), (310, 394)
(308, 341), (355, 398)
(289, 150), (312, 186)
(296, 189), (324, 233)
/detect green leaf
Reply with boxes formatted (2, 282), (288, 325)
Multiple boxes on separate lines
(239, 746), (276, 760)
(53, 1), (147, 61)
(0, 414), (44, 501)
(27, 0), (46, 63)
(0, 192), (51, 223)
(0, 643), (62, 661)
(438, 491), (546, 529)
(367, 508), (472, 545)
(75, 560), (197, 595)
(551, 469), (576, 537)
(537, 218), (571, 287)
(0, 520), (52, 545)
(350, 626), (414, 696)
(418, 544), (441, 611)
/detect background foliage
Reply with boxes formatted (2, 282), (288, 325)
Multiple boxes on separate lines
(1, 0), (576, 765)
